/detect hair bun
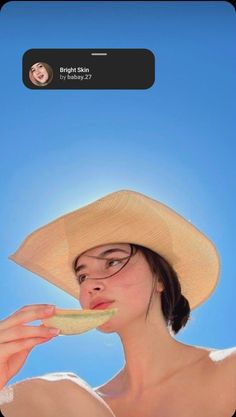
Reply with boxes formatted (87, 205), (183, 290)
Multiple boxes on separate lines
(170, 294), (190, 334)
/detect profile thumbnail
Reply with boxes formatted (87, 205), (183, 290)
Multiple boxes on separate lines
(29, 62), (53, 86)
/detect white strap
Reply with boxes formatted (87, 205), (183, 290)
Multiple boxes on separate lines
(0, 386), (14, 406)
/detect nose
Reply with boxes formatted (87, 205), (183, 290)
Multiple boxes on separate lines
(85, 278), (106, 294)
(79, 279), (107, 310)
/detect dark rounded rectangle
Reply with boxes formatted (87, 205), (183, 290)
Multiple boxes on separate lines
(23, 49), (155, 90)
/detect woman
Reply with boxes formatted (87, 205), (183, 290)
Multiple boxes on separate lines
(29, 62), (53, 86)
(0, 190), (235, 416)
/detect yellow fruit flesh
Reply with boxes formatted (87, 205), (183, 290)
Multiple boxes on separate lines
(41, 307), (118, 335)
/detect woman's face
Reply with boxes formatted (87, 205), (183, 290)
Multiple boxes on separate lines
(31, 63), (49, 84)
(75, 243), (163, 332)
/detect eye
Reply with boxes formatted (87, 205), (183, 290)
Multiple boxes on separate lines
(77, 274), (87, 285)
(106, 259), (122, 268)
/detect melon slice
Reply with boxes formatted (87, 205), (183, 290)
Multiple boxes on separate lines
(41, 307), (118, 335)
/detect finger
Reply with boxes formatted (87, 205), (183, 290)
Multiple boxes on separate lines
(0, 335), (57, 358)
(0, 324), (60, 344)
(20, 304), (54, 311)
(1, 304), (54, 317)
(0, 305), (56, 330)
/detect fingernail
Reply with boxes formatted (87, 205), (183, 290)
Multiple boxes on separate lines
(49, 328), (60, 335)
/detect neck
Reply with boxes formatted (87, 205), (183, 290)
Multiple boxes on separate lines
(116, 307), (195, 398)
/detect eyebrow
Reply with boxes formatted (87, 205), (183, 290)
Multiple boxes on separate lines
(31, 64), (41, 69)
(74, 248), (130, 273)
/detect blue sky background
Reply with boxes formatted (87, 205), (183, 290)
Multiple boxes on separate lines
(0, 1), (235, 389)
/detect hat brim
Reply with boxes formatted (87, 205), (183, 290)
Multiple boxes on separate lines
(9, 190), (220, 310)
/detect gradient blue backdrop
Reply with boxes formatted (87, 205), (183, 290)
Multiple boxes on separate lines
(0, 1), (235, 388)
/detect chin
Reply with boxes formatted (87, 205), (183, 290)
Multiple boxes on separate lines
(96, 319), (118, 334)
(97, 328), (116, 334)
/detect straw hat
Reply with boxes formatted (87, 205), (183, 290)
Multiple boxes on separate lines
(9, 189), (220, 309)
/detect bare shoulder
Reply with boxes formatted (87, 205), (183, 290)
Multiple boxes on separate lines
(1, 373), (116, 417)
(206, 346), (236, 409)
(0, 376), (55, 417)
(213, 346), (236, 385)
(195, 345), (236, 377)
(208, 345), (236, 373)
(33, 372), (116, 416)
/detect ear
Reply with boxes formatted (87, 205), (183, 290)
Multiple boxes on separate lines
(155, 279), (164, 293)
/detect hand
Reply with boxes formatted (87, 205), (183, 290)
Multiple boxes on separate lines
(0, 304), (60, 389)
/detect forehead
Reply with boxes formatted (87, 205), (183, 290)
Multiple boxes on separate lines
(76, 243), (131, 262)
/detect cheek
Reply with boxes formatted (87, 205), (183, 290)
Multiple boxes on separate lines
(43, 69), (48, 77)
(78, 292), (87, 308)
(120, 260), (153, 288)
(113, 268), (154, 306)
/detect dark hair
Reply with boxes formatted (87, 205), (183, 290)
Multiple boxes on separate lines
(131, 244), (191, 334)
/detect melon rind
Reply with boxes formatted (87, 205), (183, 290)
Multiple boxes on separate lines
(41, 308), (118, 335)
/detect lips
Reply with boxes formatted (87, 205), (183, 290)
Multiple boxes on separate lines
(93, 302), (114, 310)
(90, 299), (114, 309)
